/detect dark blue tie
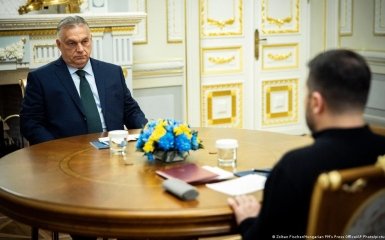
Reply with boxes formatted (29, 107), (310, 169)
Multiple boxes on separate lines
(76, 70), (102, 133)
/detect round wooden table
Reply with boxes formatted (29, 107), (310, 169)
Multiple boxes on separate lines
(0, 128), (312, 239)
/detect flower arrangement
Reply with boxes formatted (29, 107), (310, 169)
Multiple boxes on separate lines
(136, 119), (203, 161)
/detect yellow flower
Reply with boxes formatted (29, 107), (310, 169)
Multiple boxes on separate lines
(174, 123), (192, 139)
(150, 121), (167, 141)
(143, 139), (155, 153)
(136, 118), (203, 160)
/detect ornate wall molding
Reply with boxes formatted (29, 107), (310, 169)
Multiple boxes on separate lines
(208, 56), (235, 64)
(128, 0), (148, 44)
(0, 38), (26, 62)
(201, 83), (243, 128)
(374, 0), (385, 35)
(0, 12), (146, 32)
(133, 60), (185, 78)
(339, 0), (353, 36)
(167, 0), (184, 43)
(261, 43), (299, 70)
(262, 78), (298, 126)
(201, 46), (243, 75)
(267, 52), (292, 61)
(200, 0), (243, 37)
(360, 50), (385, 74)
(261, 0), (300, 34)
(0, 12), (145, 90)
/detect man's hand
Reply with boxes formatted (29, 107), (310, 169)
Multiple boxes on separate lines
(227, 195), (261, 225)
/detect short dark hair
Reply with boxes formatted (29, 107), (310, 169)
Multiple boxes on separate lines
(307, 49), (371, 113)
(57, 15), (89, 37)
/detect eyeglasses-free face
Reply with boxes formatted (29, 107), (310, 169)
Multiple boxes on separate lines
(56, 24), (92, 69)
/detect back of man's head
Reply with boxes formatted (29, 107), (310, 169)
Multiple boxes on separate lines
(307, 49), (371, 114)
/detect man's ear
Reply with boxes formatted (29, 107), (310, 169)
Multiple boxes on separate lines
(56, 39), (61, 49)
(310, 91), (324, 114)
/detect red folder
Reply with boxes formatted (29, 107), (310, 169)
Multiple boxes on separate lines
(156, 163), (219, 184)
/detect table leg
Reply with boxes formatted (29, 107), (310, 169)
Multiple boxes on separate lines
(31, 227), (38, 240)
(52, 231), (59, 240)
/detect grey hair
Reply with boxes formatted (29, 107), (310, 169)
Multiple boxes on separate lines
(56, 15), (89, 37)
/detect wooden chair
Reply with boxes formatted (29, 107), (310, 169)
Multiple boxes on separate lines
(19, 78), (27, 98)
(307, 156), (385, 237)
(16, 78), (59, 239)
(370, 124), (385, 137)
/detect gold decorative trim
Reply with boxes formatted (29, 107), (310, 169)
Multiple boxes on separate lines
(122, 67), (128, 79)
(262, 43), (299, 70)
(266, 16), (292, 28)
(207, 90), (236, 124)
(261, 0), (300, 34)
(0, 26), (135, 37)
(328, 171), (342, 190)
(207, 18), (235, 29)
(200, 0), (243, 37)
(266, 85), (293, 118)
(201, 83), (242, 127)
(0, 13), (145, 31)
(377, 154), (385, 171)
(208, 56), (235, 64)
(267, 52), (292, 61)
(111, 26), (136, 33)
(201, 46), (243, 75)
(328, 170), (369, 193)
(91, 27), (109, 33)
(262, 79), (298, 126)
(342, 178), (367, 193)
(18, 0), (83, 15)
(0, 29), (56, 36)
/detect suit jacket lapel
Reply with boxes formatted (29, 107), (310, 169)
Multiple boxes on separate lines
(90, 58), (106, 113)
(54, 57), (85, 115)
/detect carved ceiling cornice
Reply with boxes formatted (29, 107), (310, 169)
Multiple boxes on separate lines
(0, 12), (146, 31)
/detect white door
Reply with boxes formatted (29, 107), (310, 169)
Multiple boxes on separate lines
(186, 0), (309, 134)
(251, 0), (310, 134)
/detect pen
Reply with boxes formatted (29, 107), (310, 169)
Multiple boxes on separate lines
(251, 168), (271, 174)
(233, 168), (271, 177)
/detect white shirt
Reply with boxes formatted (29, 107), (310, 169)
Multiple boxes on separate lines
(67, 60), (107, 131)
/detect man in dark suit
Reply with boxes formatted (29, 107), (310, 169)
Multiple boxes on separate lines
(21, 15), (147, 145)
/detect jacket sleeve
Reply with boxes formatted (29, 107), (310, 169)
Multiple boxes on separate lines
(20, 72), (55, 144)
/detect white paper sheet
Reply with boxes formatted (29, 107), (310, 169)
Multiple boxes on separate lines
(206, 174), (267, 196)
(202, 165), (235, 180)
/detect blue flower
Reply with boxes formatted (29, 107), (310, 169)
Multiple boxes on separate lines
(158, 132), (174, 151)
(175, 134), (192, 152)
(136, 118), (203, 160)
(191, 132), (200, 150)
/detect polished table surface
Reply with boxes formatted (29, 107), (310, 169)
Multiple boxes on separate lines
(0, 128), (312, 239)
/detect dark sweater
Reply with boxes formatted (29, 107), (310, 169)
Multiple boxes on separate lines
(239, 125), (385, 239)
